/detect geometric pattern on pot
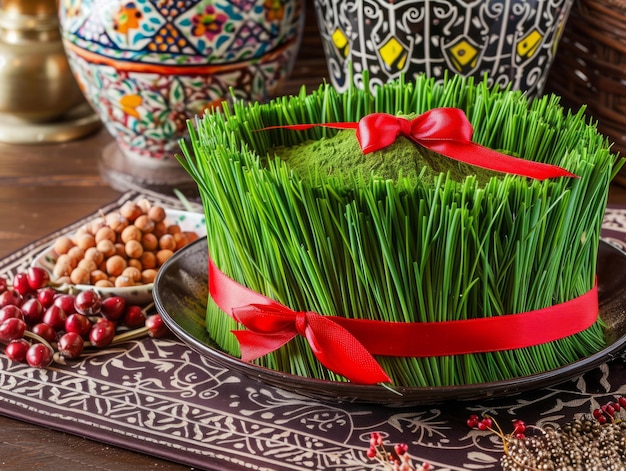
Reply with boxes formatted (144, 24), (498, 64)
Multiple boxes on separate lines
(313, 0), (574, 98)
(59, 0), (305, 161)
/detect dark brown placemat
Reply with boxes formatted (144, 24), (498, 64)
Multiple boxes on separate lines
(2, 192), (626, 471)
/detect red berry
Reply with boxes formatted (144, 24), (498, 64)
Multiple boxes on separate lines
(26, 343), (53, 368)
(597, 415), (607, 425)
(5, 338), (30, 362)
(619, 397), (626, 409)
(466, 415), (480, 428)
(53, 294), (76, 315)
(31, 323), (57, 343)
(0, 317), (27, 342)
(20, 298), (43, 325)
(57, 332), (84, 359)
(0, 289), (22, 308)
(0, 305), (24, 323)
(366, 447), (377, 459)
(478, 418), (492, 431)
(394, 443), (409, 456)
(74, 290), (101, 316)
(613, 401), (621, 412)
(101, 296), (126, 321)
(65, 313), (92, 337)
(12, 273), (32, 296)
(512, 419), (526, 434)
(593, 408), (604, 419)
(123, 305), (146, 328)
(145, 314), (168, 338)
(37, 287), (57, 309)
(42, 305), (67, 331)
(89, 320), (116, 347)
(0, 277), (7, 293)
(26, 267), (50, 290)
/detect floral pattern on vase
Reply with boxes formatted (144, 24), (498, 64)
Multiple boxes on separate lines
(59, 0), (304, 162)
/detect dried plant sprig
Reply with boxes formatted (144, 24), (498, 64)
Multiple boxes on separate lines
(366, 432), (430, 471)
(178, 73), (622, 387)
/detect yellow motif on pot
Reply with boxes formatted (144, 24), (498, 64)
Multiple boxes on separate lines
(517, 29), (543, 60)
(379, 37), (408, 72)
(446, 39), (479, 74)
(332, 28), (349, 57)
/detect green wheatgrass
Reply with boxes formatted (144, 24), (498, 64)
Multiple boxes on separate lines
(273, 129), (498, 185)
(179, 73), (622, 388)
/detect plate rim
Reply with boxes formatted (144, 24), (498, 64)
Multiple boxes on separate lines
(154, 237), (626, 404)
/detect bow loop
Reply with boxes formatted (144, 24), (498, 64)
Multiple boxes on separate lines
(229, 300), (390, 385)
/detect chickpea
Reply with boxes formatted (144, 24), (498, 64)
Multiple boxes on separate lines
(140, 251), (157, 269)
(153, 221), (167, 238)
(156, 249), (174, 266)
(70, 267), (90, 284)
(119, 201), (142, 222)
(128, 258), (143, 271)
(134, 214), (155, 233)
(121, 225), (142, 243)
(122, 266), (142, 283)
(105, 213), (129, 233)
(167, 224), (182, 235)
(141, 233), (158, 251)
(148, 205), (166, 223)
(53, 257), (73, 278)
(90, 270), (108, 284)
(125, 239), (144, 259)
(105, 255), (127, 276)
(77, 258), (98, 273)
(84, 247), (104, 265)
(95, 279), (114, 288)
(75, 233), (96, 251)
(53, 235), (75, 255)
(115, 276), (135, 287)
(57, 253), (77, 270)
(95, 226), (116, 244)
(96, 239), (116, 258)
(67, 245), (85, 262)
(159, 234), (177, 251)
(141, 269), (158, 284)
(114, 243), (126, 258)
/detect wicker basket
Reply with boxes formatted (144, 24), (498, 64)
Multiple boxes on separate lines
(546, 0), (626, 162)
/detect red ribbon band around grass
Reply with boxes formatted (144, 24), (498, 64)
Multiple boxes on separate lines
(209, 258), (599, 385)
(263, 108), (577, 179)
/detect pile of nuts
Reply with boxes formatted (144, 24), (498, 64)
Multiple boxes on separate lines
(50, 199), (199, 288)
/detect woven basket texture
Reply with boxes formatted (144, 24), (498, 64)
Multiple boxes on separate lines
(546, 0), (626, 162)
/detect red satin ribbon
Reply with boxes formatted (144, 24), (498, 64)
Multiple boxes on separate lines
(209, 258), (599, 385)
(263, 108), (577, 180)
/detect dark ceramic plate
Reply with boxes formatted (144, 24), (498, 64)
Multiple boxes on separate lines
(153, 237), (626, 405)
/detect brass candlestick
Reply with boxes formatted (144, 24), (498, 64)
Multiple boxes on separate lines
(0, 0), (100, 143)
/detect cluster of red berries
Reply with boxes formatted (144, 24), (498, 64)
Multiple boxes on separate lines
(592, 397), (626, 424)
(0, 266), (167, 368)
(366, 432), (430, 471)
(467, 414), (527, 439)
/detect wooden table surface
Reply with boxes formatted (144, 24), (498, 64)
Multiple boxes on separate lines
(2, 10), (626, 470)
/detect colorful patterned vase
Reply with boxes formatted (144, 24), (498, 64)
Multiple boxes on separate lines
(313, 0), (574, 98)
(58, 0), (304, 191)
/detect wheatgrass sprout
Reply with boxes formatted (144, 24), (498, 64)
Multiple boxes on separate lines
(178, 74), (622, 387)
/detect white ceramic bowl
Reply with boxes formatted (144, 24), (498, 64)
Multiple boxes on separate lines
(32, 209), (206, 305)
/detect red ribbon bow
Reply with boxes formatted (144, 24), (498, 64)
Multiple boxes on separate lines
(209, 259), (391, 384)
(265, 108), (577, 180)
